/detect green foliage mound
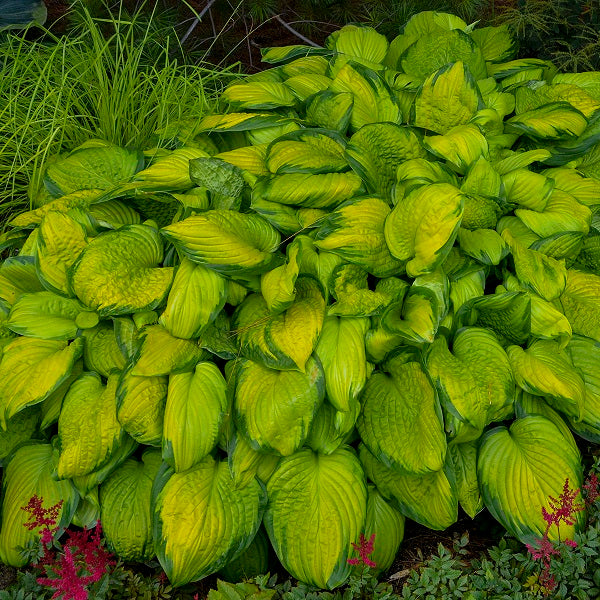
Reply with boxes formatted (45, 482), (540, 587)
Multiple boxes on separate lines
(1, 9), (600, 592)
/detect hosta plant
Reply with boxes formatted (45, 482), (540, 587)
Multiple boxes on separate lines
(1, 9), (600, 591)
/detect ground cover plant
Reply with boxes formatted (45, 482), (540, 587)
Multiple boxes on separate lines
(1, 7), (600, 597)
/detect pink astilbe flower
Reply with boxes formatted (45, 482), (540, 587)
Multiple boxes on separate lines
(584, 472), (600, 507)
(545, 478), (584, 527)
(347, 533), (377, 568)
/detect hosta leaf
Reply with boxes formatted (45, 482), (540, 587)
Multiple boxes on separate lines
(360, 444), (458, 530)
(455, 292), (530, 345)
(260, 45), (330, 64)
(315, 197), (405, 277)
(188, 158), (245, 211)
(423, 124), (489, 173)
(250, 197), (303, 236)
(449, 442), (483, 518)
(44, 145), (142, 197)
(516, 82), (600, 120)
(221, 81), (297, 110)
(457, 228), (508, 265)
(0, 444), (78, 567)
(218, 528), (271, 582)
(470, 25), (518, 63)
(559, 269), (600, 341)
(7, 292), (92, 340)
(153, 456), (266, 586)
(543, 167), (600, 207)
(131, 324), (205, 377)
(477, 416), (583, 543)
(234, 357), (324, 456)
(39, 361), (83, 430)
(315, 316), (368, 413)
(412, 62), (482, 134)
(507, 340), (585, 421)
(345, 124), (425, 196)
(306, 401), (359, 455)
(116, 367), (167, 446)
(357, 357), (446, 474)
(361, 486), (405, 573)
(215, 144), (270, 177)
(395, 158), (458, 199)
(305, 91), (354, 133)
(385, 182), (464, 277)
(265, 447), (366, 589)
(260, 243), (299, 314)
(403, 11), (468, 36)
(89, 200), (141, 229)
(0, 407), (40, 466)
(502, 169), (554, 211)
(326, 24), (388, 65)
(266, 129), (348, 175)
(329, 62), (402, 131)
(0, 257), (45, 306)
(503, 232), (567, 301)
(198, 112), (294, 133)
(35, 212), (88, 296)
(100, 450), (162, 561)
(82, 322), (127, 377)
(70, 223), (174, 317)
(565, 337), (600, 442)
(506, 102), (587, 141)
(252, 172), (364, 209)
(0, 337), (83, 428)
(159, 259), (227, 339)
(57, 373), (124, 479)
(162, 210), (282, 274)
(281, 56), (329, 77)
(285, 74), (332, 101)
(163, 363), (227, 472)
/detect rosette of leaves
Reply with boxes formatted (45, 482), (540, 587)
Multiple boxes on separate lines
(1, 10), (600, 591)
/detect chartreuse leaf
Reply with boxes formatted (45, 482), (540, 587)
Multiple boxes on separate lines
(0, 406), (40, 466)
(502, 169), (553, 211)
(306, 401), (359, 455)
(286, 74), (332, 101)
(543, 167), (600, 206)
(329, 62), (402, 131)
(198, 112), (294, 134)
(412, 62), (482, 134)
(82, 322), (127, 377)
(218, 528), (271, 583)
(44, 144), (142, 197)
(70, 223), (173, 317)
(228, 434), (280, 488)
(457, 229), (508, 265)
(100, 449), (162, 561)
(360, 444), (458, 530)
(265, 447), (366, 589)
(315, 316), (369, 413)
(215, 144), (270, 177)
(395, 159), (458, 200)
(478, 416), (583, 543)
(260, 243), (299, 315)
(381, 271), (448, 344)
(456, 292), (531, 345)
(565, 337), (600, 442)
(162, 210), (282, 274)
(281, 55), (329, 77)
(326, 24), (388, 65)
(0, 337), (83, 429)
(71, 434), (138, 497)
(449, 442), (483, 518)
(560, 269), (600, 341)
(260, 45), (330, 64)
(385, 183), (464, 277)
(116, 367), (167, 446)
(7, 292), (93, 340)
(221, 81), (297, 110)
(507, 340), (585, 421)
(250, 197), (303, 236)
(403, 11), (468, 36)
(516, 83), (600, 120)
(188, 158), (246, 210)
(39, 361), (83, 430)
(57, 373), (124, 479)
(0, 444), (78, 567)
(160, 259), (227, 339)
(35, 212), (88, 296)
(500, 274), (572, 348)
(516, 190), (591, 237)
(163, 363), (227, 472)
(252, 172), (364, 209)
(361, 486), (405, 574)
(305, 91), (354, 133)
(423, 124), (489, 172)
(234, 356), (324, 456)
(235, 278), (325, 372)
(0, 257), (45, 306)
(131, 324), (205, 377)
(345, 123), (425, 196)
(153, 456), (266, 587)
(470, 25), (518, 63)
(357, 354), (446, 475)
(506, 102), (587, 141)
(504, 232), (567, 301)
(315, 197), (406, 277)
(266, 130), (349, 175)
